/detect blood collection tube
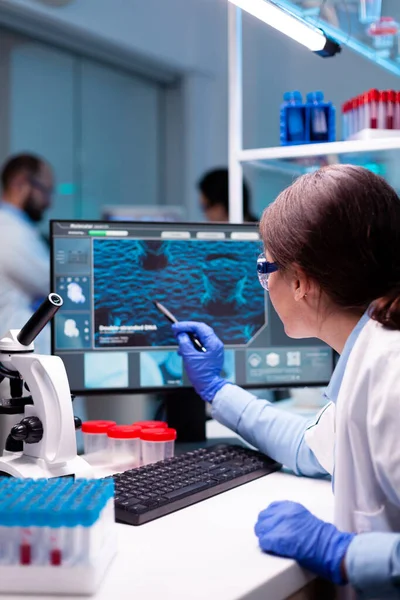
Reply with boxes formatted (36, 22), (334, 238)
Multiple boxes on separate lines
(369, 89), (379, 129)
(347, 99), (354, 138)
(387, 90), (396, 129)
(48, 507), (63, 567)
(363, 91), (370, 131)
(396, 91), (400, 129)
(49, 530), (62, 566)
(378, 91), (388, 128)
(346, 101), (352, 138)
(0, 478), (114, 574)
(352, 96), (360, 136)
(359, 94), (366, 132)
(20, 510), (33, 566)
(13, 490), (37, 566)
(20, 538), (31, 565)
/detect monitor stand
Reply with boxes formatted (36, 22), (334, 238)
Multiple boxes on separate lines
(164, 388), (206, 443)
(164, 389), (250, 454)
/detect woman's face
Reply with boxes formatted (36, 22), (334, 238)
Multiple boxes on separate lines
(266, 251), (319, 339)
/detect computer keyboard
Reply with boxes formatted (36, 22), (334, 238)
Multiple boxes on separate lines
(112, 444), (281, 525)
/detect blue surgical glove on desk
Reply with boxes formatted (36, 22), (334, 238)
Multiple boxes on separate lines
(172, 321), (227, 403)
(254, 501), (355, 585)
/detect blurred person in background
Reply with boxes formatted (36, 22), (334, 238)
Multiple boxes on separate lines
(0, 153), (53, 354)
(198, 168), (258, 223)
(0, 153), (87, 447)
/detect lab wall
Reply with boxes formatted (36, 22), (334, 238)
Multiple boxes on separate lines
(0, 0), (205, 72)
(0, 28), (164, 227)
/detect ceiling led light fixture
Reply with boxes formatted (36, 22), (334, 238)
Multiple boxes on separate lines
(227, 0), (341, 57)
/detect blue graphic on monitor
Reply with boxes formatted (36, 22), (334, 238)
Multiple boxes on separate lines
(84, 352), (129, 389)
(56, 276), (91, 311)
(140, 351), (183, 387)
(55, 313), (91, 349)
(92, 239), (265, 348)
(54, 238), (91, 275)
(222, 349), (236, 384)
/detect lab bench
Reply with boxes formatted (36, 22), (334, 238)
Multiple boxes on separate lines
(2, 421), (334, 600)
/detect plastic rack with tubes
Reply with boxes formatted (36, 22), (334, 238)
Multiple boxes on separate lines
(0, 478), (116, 596)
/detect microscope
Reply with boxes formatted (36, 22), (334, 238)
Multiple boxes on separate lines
(0, 293), (93, 478)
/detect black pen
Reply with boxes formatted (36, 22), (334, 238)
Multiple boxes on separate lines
(153, 301), (207, 353)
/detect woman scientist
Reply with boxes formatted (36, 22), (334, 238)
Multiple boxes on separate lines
(173, 164), (400, 598)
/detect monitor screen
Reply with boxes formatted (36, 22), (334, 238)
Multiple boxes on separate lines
(50, 220), (334, 394)
(102, 205), (185, 222)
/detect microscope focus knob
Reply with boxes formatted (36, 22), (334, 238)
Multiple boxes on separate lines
(11, 416), (43, 444)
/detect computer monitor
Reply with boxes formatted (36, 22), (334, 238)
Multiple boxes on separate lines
(102, 205), (185, 222)
(50, 220), (334, 395)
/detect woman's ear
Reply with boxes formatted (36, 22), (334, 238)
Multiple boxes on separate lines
(291, 264), (310, 302)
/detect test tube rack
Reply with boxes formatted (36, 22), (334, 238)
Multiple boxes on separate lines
(0, 478), (117, 596)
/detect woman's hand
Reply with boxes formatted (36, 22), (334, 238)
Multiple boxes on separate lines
(254, 500), (354, 584)
(172, 321), (227, 402)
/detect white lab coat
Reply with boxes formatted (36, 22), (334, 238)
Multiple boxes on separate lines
(306, 318), (400, 533)
(0, 206), (50, 354)
(305, 319), (400, 598)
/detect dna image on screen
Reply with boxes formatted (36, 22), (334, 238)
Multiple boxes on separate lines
(92, 239), (266, 349)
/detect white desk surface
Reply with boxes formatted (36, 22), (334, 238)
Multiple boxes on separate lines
(6, 421), (334, 600)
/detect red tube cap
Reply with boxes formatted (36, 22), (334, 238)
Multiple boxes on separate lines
(133, 420), (168, 430)
(82, 420), (116, 434)
(369, 89), (380, 102)
(381, 91), (389, 102)
(107, 425), (142, 439)
(140, 427), (177, 442)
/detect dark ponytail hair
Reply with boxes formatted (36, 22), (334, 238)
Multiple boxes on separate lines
(260, 164), (400, 330)
(370, 291), (400, 329)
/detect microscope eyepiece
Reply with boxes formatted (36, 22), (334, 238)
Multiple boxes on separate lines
(49, 293), (63, 306)
(17, 293), (63, 347)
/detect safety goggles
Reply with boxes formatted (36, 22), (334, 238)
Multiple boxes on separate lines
(257, 253), (279, 291)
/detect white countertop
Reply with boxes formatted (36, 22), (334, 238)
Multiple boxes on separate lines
(5, 421), (334, 600)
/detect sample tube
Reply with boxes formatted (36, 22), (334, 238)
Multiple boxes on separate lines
(107, 425), (141, 469)
(387, 90), (396, 128)
(20, 527), (32, 566)
(358, 94), (365, 133)
(395, 92), (400, 129)
(378, 91), (388, 129)
(369, 89), (379, 128)
(352, 97), (360, 136)
(141, 427), (177, 465)
(363, 91), (370, 131)
(82, 420), (116, 461)
(359, 0), (382, 24)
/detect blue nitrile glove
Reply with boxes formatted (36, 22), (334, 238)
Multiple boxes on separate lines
(172, 321), (228, 403)
(254, 501), (355, 585)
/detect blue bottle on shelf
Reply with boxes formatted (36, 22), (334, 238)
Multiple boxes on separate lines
(306, 91), (335, 143)
(280, 91), (306, 146)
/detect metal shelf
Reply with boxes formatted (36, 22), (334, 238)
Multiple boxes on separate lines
(238, 137), (400, 174)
